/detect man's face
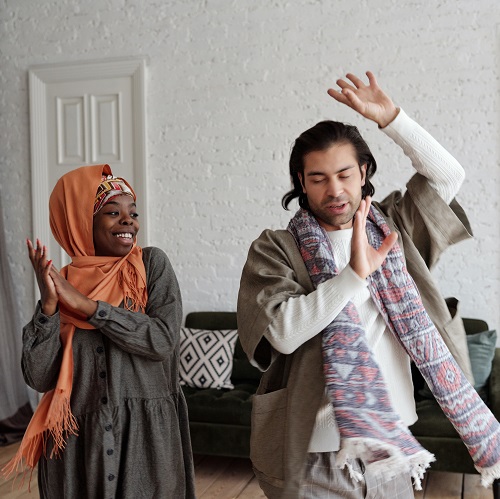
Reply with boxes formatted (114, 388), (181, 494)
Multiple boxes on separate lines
(299, 142), (366, 231)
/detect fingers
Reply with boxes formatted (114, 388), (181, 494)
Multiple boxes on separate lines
(327, 87), (351, 106)
(27, 239), (35, 264)
(360, 196), (372, 218)
(328, 71), (378, 116)
(27, 238), (52, 272)
(365, 71), (378, 87)
(328, 72), (361, 99)
(345, 73), (366, 89)
(353, 197), (371, 235)
(377, 231), (398, 261)
(43, 257), (52, 275)
(329, 71), (378, 95)
(335, 78), (356, 91)
(343, 88), (364, 112)
(38, 242), (49, 268)
(49, 266), (64, 285)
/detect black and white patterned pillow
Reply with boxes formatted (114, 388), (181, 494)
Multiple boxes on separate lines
(179, 328), (238, 390)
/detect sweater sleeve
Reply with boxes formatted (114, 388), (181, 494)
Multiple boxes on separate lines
(382, 109), (465, 204)
(22, 302), (63, 393)
(265, 266), (366, 354)
(87, 247), (182, 362)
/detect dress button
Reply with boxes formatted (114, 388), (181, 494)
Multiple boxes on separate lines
(107, 449), (114, 456)
(98, 310), (106, 317)
(96, 346), (104, 354)
(105, 424), (112, 431)
(101, 397), (108, 404)
(108, 474), (115, 481)
(99, 371), (106, 378)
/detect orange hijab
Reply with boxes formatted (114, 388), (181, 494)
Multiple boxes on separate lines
(3, 164), (148, 481)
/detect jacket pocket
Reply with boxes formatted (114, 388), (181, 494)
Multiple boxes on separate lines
(250, 387), (288, 482)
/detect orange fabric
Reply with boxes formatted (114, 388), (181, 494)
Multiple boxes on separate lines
(3, 164), (147, 479)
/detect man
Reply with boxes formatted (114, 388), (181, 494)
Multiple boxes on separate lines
(236, 71), (478, 498)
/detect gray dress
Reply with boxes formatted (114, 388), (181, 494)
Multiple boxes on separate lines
(22, 247), (195, 499)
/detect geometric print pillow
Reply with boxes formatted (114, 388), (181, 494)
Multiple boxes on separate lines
(179, 328), (238, 390)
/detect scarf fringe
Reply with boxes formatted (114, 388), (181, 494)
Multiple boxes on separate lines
(119, 261), (147, 312)
(1, 433), (42, 491)
(475, 462), (500, 488)
(46, 391), (79, 458)
(335, 438), (435, 491)
(1, 392), (78, 488)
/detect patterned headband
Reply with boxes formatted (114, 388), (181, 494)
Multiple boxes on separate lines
(93, 175), (135, 215)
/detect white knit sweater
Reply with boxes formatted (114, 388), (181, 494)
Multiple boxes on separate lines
(264, 108), (465, 452)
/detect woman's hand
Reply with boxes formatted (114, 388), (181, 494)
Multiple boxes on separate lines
(349, 197), (398, 279)
(327, 71), (399, 128)
(27, 239), (58, 316)
(27, 238), (97, 319)
(49, 268), (98, 319)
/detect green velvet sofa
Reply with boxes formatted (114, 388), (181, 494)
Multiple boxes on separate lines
(181, 311), (500, 497)
(181, 311), (259, 458)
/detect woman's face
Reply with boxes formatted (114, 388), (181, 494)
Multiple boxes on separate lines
(93, 194), (140, 257)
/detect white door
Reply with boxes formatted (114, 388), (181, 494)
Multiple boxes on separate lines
(29, 58), (147, 303)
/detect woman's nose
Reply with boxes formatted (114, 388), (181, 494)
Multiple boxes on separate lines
(120, 214), (133, 225)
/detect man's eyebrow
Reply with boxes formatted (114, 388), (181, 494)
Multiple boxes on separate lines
(306, 165), (356, 176)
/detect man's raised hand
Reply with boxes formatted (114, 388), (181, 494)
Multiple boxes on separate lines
(327, 71), (399, 128)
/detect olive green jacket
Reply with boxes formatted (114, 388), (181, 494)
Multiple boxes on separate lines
(237, 174), (473, 498)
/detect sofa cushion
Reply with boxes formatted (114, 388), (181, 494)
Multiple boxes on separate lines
(410, 399), (460, 438)
(181, 382), (256, 426)
(179, 328), (238, 390)
(467, 329), (497, 390)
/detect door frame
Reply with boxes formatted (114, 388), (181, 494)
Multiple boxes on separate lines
(28, 56), (148, 305)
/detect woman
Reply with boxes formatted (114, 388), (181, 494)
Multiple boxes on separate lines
(6, 164), (195, 498)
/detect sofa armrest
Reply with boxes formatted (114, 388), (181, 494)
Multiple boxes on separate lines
(488, 348), (500, 416)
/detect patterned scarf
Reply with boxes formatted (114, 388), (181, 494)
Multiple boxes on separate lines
(93, 175), (134, 215)
(288, 206), (500, 489)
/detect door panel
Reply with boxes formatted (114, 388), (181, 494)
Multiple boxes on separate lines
(29, 58), (147, 302)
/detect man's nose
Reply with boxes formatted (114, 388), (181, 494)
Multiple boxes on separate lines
(326, 179), (343, 198)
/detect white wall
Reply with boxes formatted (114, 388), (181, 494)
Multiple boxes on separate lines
(1, 0), (499, 331)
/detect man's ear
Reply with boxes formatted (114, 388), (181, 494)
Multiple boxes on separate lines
(298, 172), (306, 193)
(360, 164), (367, 186)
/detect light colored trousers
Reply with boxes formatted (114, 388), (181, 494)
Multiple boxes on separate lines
(260, 451), (415, 499)
(300, 452), (415, 499)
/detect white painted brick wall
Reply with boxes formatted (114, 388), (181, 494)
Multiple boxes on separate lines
(1, 0), (499, 333)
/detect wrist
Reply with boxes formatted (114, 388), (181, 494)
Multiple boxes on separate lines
(84, 299), (98, 320)
(41, 299), (57, 317)
(378, 106), (400, 129)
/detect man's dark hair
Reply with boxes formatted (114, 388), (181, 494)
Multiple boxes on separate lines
(282, 120), (377, 210)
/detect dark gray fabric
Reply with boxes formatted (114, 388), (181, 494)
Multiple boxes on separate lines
(22, 246), (195, 499)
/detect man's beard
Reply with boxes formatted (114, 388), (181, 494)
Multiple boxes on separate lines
(309, 198), (360, 230)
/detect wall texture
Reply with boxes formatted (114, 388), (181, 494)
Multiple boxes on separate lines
(1, 0), (499, 331)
